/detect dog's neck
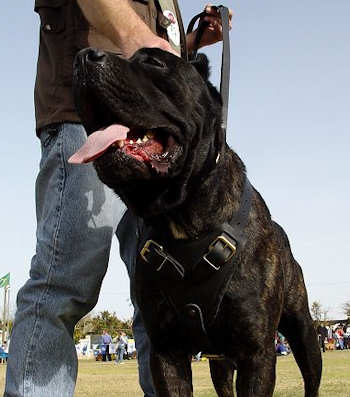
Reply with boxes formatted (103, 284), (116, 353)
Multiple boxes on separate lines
(164, 149), (247, 239)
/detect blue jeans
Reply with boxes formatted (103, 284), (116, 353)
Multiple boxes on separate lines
(4, 124), (154, 397)
(116, 345), (126, 363)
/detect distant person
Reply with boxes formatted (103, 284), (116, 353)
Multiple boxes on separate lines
(3, 341), (9, 357)
(0, 345), (6, 364)
(1, 342), (9, 363)
(317, 324), (328, 352)
(276, 340), (289, 356)
(126, 338), (136, 358)
(116, 332), (128, 364)
(327, 325), (333, 340)
(344, 324), (350, 349)
(101, 330), (112, 362)
(335, 327), (344, 350)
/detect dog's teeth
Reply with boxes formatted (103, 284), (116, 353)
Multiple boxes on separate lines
(146, 131), (155, 139)
(129, 140), (134, 144)
(136, 138), (142, 144)
(142, 136), (149, 142)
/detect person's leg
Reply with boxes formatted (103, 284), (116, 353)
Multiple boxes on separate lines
(115, 178), (156, 395)
(132, 307), (155, 397)
(120, 346), (125, 363)
(4, 123), (122, 397)
(107, 345), (112, 361)
(102, 345), (107, 362)
(115, 346), (119, 364)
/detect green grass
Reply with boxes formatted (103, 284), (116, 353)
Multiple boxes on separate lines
(1, 351), (349, 396)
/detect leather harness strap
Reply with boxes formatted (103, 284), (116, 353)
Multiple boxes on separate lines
(140, 178), (252, 283)
(135, 178), (253, 354)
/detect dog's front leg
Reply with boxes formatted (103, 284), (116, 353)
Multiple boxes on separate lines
(236, 344), (276, 397)
(150, 349), (193, 397)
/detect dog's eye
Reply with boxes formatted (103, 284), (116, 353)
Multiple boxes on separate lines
(144, 57), (166, 69)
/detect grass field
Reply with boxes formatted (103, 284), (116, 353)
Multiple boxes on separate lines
(1, 351), (349, 396)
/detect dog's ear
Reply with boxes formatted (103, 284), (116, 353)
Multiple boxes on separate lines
(190, 54), (210, 81)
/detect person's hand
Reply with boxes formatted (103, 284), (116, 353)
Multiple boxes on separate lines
(122, 30), (179, 58)
(145, 36), (180, 57)
(187, 4), (233, 51)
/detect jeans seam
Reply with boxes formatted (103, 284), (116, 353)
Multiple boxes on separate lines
(23, 125), (67, 397)
(46, 123), (67, 287)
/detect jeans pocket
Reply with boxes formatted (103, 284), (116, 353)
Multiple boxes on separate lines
(39, 124), (63, 168)
(40, 124), (60, 146)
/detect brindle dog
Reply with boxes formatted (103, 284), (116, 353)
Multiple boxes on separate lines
(70, 47), (322, 397)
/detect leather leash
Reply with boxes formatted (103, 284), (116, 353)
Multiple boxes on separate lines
(187, 5), (231, 137)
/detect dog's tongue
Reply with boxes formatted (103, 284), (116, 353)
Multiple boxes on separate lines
(68, 124), (129, 164)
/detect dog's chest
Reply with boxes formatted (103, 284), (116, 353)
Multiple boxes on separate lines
(133, 218), (250, 354)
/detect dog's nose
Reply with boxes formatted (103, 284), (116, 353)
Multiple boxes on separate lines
(85, 48), (106, 64)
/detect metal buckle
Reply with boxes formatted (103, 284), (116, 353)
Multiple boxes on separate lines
(140, 240), (163, 263)
(203, 235), (236, 270)
(140, 240), (171, 272)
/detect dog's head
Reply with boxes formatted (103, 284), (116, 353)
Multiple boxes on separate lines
(70, 47), (224, 217)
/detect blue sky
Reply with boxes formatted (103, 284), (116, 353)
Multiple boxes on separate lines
(1, 1), (349, 320)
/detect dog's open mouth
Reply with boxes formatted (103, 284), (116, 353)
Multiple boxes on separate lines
(69, 123), (181, 174)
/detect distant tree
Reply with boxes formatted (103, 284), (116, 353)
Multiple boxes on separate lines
(311, 301), (322, 322)
(343, 302), (350, 319)
(73, 313), (94, 344)
(73, 311), (132, 343)
(8, 319), (13, 335)
(310, 301), (328, 327)
(1, 316), (14, 340)
(91, 310), (123, 336)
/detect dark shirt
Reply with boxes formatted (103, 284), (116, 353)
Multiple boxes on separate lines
(34, 0), (183, 133)
(317, 326), (328, 338)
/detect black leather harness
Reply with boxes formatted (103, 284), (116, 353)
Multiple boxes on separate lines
(134, 178), (253, 354)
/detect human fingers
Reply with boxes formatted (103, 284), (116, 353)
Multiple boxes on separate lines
(203, 15), (231, 31)
(205, 5), (233, 27)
